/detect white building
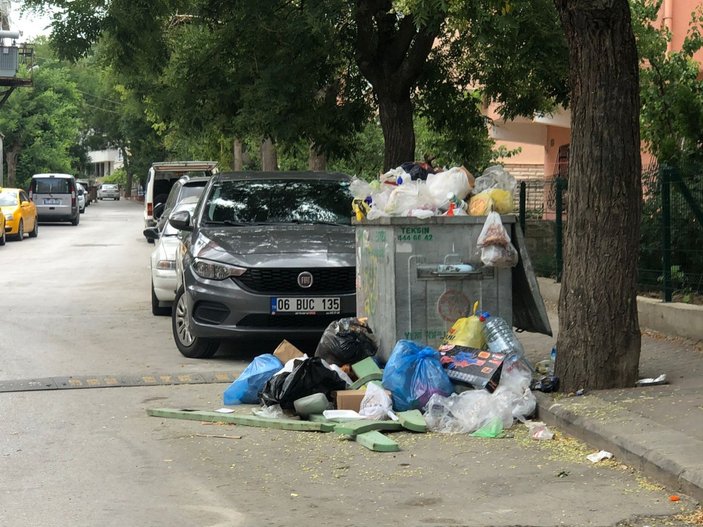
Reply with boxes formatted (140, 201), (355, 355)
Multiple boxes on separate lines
(88, 148), (123, 179)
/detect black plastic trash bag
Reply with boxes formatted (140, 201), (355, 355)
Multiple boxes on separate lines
(314, 317), (378, 366)
(260, 357), (349, 409)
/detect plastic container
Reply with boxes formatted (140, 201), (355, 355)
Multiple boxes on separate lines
(447, 192), (469, 212)
(483, 314), (532, 370)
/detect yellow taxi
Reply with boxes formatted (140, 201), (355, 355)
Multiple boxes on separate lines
(0, 187), (39, 241)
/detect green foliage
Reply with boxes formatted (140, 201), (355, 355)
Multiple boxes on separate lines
(102, 166), (127, 186)
(633, 0), (703, 165)
(0, 45), (83, 188)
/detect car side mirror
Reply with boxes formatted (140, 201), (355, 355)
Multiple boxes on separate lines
(153, 202), (166, 220)
(169, 210), (193, 231)
(142, 227), (160, 241)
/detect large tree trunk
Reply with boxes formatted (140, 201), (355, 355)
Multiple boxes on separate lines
(377, 90), (415, 171)
(233, 139), (243, 171)
(6, 145), (19, 187)
(554, 0), (642, 391)
(354, 2), (441, 171)
(261, 137), (277, 171)
(308, 143), (327, 171)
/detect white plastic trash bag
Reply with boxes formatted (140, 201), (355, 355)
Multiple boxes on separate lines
(359, 383), (395, 420)
(472, 165), (517, 195)
(426, 166), (473, 208)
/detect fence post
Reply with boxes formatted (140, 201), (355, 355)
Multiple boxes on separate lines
(555, 177), (565, 282)
(661, 165), (672, 302)
(519, 181), (526, 235)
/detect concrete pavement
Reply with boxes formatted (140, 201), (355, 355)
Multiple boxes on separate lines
(521, 280), (703, 502)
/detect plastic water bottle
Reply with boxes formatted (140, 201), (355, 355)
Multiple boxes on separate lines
(447, 192), (469, 212)
(482, 314), (531, 370)
(549, 346), (557, 375)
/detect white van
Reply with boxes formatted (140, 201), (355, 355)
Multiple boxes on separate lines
(143, 161), (218, 237)
(29, 173), (80, 225)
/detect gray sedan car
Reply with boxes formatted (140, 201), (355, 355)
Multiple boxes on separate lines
(169, 171), (357, 358)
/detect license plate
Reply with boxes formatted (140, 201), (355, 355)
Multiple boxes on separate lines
(44, 198), (60, 205)
(271, 297), (340, 315)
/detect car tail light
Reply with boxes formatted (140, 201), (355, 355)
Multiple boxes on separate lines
(147, 202), (153, 216)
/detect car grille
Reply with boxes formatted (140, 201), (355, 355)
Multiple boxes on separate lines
(234, 267), (355, 294)
(236, 313), (354, 329)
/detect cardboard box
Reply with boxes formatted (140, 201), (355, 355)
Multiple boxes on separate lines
(273, 340), (305, 365)
(439, 346), (505, 392)
(334, 387), (391, 412)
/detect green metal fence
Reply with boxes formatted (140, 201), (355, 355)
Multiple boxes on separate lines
(517, 165), (703, 302)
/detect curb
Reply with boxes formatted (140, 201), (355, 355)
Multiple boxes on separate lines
(535, 392), (703, 503)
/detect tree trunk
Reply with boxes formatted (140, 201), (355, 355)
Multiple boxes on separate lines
(6, 146), (19, 187)
(233, 139), (243, 171)
(354, 2), (441, 172)
(308, 143), (327, 171)
(261, 137), (277, 171)
(553, 0), (642, 391)
(121, 146), (132, 198)
(377, 90), (415, 170)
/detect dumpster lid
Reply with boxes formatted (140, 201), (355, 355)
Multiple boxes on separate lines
(511, 224), (553, 336)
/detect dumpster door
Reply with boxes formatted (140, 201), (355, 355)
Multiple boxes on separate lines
(511, 224), (553, 336)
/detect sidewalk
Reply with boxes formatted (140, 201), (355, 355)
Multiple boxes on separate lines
(521, 282), (703, 502)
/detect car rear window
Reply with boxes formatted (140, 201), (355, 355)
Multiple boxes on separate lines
(0, 190), (18, 206)
(35, 178), (71, 194)
(204, 178), (352, 225)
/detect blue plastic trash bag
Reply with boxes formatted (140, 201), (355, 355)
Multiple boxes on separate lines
(223, 354), (283, 405)
(382, 340), (454, 411)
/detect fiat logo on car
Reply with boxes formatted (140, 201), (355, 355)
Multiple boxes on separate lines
(297, 271), (313, 288)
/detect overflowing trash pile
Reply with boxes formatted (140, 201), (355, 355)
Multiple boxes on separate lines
(172, 313), (557, 452)
(351, 163), (517, 220)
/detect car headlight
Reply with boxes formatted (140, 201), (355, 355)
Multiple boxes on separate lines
(192, 258), (246, 280)
(4, 213), (12, 220)
(156, 260), (176, 270)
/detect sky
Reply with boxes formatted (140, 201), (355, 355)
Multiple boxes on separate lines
(10, 5), (53, 40)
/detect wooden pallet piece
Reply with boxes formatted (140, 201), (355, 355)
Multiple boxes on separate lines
(351, 357), (383, 379)
(396, 410), (427, 433)
(349, 373), (383, 390)
(147, 408), (335, 432)
(355, 431), (400, 452)
(334, 419), (403, 437)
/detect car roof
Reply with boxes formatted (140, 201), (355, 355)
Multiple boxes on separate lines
(178, 175), (212, 185)
(0, 187), (22, 192)
(31, 173), (75, 179)
(152, 161), (218, 171)
(213, 171), (352, 183)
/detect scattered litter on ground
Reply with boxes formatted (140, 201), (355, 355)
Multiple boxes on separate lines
(195, 433), (242, 440)
(636, 373), (668, 387)
(587, 450), (614, 463)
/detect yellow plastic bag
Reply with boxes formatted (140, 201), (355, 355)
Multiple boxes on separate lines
(488, 188), (514, 214)
(469, 192), (494, 216)
(439, 301), (486, 350)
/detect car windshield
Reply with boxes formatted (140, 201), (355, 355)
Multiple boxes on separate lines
(203, 178), (352, 225)
(0, 190), (18, 206)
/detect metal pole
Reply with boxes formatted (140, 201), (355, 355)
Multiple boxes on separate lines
(555, 177), (564, 282)
(519, 181), (526, 235)
(661, 165), (672, 302)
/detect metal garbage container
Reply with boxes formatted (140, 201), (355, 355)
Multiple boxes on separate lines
(355, 215), (551, 362)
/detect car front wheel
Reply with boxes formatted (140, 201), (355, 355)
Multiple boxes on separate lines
(172, 287), (219, 358)
(28, 218), (38, 238)
(14, 220), (23, 241)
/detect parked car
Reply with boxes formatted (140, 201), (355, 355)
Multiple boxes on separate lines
(143, 161), (218, 232)
(145, 174), (210, 243)
(0, 211), (5, 245)
(76, 183), (87, 213)
(169, 171), (356, 358)
(76, 179), (92, 205)
(97, 183), (120, 200)
(145, 197), (200, 316)
(1, 187), (39, 241)
(29, 174), (80, 226)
